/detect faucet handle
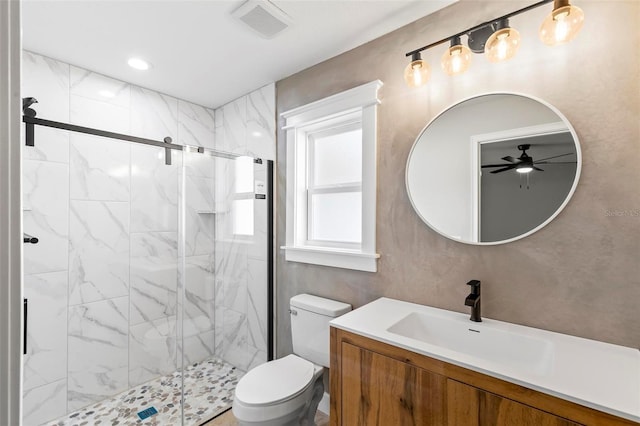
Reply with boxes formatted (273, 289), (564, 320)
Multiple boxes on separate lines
(467, 279), (481, 288)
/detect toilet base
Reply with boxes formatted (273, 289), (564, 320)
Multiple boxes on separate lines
(233, 371), (324, 426)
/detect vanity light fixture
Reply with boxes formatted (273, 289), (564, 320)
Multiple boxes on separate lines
(441, 36), (472, 75)
(403, 0), (584, 87)
(539, 0), (585, 46)
(403, 51), (430, 88)
(484, 19), (521, 63)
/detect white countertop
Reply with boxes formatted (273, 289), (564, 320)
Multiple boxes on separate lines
(330, 297), (640, 422)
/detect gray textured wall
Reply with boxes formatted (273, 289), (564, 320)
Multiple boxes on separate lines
(275, 0), (640, 356)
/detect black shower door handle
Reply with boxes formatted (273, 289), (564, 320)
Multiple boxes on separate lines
(23, 298), (28, 355)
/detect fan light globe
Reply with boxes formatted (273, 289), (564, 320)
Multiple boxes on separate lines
(485, 26), (521, 63)
(441, 43), (472, 76)
(404, 57), (430, 88)
(539, 4), (585, 46)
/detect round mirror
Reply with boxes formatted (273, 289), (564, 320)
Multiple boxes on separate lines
(406, 93), (581, 245)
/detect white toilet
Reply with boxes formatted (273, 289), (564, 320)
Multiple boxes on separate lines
(232, 294), (351, 425)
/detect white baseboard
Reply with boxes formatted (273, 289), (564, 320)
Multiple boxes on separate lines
(318, 392), (330, 415)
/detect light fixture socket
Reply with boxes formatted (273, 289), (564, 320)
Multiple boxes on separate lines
(554, 0), (571, 9)
(450, 35), (462, 48)
(467, 24), (495, 54)
(494, 18), (511, 32)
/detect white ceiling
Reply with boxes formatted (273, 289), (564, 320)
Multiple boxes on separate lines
(22, 0), (456, 108)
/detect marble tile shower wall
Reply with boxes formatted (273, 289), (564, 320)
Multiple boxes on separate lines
(21, 51), (275, 425)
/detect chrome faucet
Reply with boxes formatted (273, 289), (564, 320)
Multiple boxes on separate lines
(465, 280), (481, 322)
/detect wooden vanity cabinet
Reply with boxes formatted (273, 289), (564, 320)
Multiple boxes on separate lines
(330, 328), (636, 426)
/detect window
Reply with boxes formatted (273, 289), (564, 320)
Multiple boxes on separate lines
(281, 81), (382, 272)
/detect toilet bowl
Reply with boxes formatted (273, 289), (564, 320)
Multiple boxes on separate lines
(232, 294), (351, 426)
(233, 355), (324, 426)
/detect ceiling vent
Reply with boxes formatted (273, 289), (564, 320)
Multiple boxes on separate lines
(231, 0), (292, 39)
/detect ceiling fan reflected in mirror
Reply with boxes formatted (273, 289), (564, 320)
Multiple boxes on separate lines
(481, 144), (576, 174)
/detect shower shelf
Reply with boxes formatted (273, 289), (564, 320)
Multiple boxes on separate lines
(196, 210), (218, 214)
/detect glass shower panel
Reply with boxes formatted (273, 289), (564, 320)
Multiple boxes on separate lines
(22, 138), (185, 426)
(177, 148), (220, 425)
(178, 152), (269, 425)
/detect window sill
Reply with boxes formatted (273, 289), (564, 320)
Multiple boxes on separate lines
(281, 245), (379, 272)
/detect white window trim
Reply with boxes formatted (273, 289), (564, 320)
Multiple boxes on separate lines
(281, 80), (382, 272)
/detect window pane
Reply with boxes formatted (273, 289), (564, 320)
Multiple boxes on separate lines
(312, 128), (362, 186)
(235, 156), (254, 193)
(233, 199), (254, 236)
(310, 192), (361, 243)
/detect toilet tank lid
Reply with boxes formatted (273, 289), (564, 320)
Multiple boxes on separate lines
(290, 294), (351, 317)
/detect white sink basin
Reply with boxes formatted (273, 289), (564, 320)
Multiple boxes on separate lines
(330, 297), (640, 423)
(387, 311), (554, 376)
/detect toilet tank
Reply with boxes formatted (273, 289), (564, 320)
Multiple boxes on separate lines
(290, 294), (351, 367)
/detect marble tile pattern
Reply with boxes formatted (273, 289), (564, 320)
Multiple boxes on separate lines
(246, 84), (276, 161)
(47, 357), (241, 426)
(130, 232), (178, 325)
(130, 144), (180, 233)
(23, 379), (67, 426)
(68, 201), (130, 305)
(22, 51), (274, 424)
(22, 160), (69, 275)
(67, 297), (129, 411)
(129, 316), (178, 387)
(215, 83), (275, 161)
(178, 100), (216, 149)
(23, 272), (68, 392)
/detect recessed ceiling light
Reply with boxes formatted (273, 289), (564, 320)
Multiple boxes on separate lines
(128, 57), (150, 71)
(98, 89), (115, 98)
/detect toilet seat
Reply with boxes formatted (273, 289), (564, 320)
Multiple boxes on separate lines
(235, 354), (315, 406)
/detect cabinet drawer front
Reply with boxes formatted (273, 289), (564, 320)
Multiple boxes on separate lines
(341, 342), (447, 425)
(447, 379), (582, 426)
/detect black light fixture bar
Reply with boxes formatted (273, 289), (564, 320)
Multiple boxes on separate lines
(405, 0), (553, 57)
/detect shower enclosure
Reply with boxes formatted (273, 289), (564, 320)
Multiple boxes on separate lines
(21, 52), (274, 426)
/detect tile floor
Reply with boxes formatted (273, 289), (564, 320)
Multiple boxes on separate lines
(46, 357), (241, 426)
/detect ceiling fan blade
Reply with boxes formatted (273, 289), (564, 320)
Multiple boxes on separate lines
(535, 152), (574, 162)
(533, 166), (544, 171)
(490, 166), (516, 174)
(501, 156), (518, 163)
(481, 164), (511, 168)
(534, 161), (577, 165)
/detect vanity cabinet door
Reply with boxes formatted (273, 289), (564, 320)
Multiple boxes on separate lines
(340, 342), (447, 425)
(447, 379), (583, 426)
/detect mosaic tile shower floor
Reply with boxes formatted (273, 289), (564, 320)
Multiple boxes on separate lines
(47, 358), (242, 426)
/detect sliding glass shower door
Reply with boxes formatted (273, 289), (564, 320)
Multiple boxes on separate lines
(178, 151), (269, 424)
(22, 119), (270, 426)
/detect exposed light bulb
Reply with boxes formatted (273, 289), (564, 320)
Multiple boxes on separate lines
(441, 37), (472, 76)
(485, 21), (521, 63)
(539, 2), (585, 46)
(403, 53), (430, 88)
